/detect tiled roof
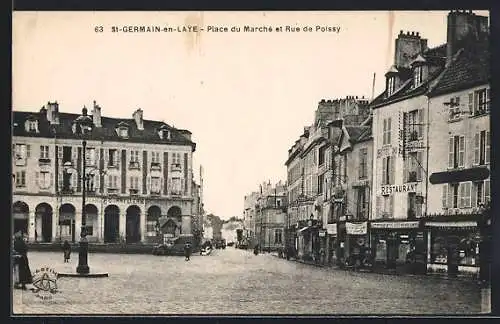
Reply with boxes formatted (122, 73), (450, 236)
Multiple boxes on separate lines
(346, 126), (371, 143)
(13, 110), (196, 150)
(428, 41), (490, 97)
(356, 127), (373, 142)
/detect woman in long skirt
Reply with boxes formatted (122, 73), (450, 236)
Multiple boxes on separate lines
(14, 232), (32, 290)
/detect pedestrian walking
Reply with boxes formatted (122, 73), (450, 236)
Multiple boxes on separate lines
(184, 242), (192, 261)
(253, 244), (259, 255)
(62, 240), (71, 263)
(14, 232), (32, 290)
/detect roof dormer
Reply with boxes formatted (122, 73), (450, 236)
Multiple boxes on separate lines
(158, 124), (170, 140)
(24, 115), (39, 133)
(410, 54), (428, 88)
(385, 66), (399, 97)
(116, 121), (130, 138)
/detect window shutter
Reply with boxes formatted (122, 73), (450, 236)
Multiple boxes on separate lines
(72, 173), (78, 189)
(442, 185), (448, 208)
(389, 157), (395, 184)
(58, 172), (63, 190)
(35, 171), (40, 188)
(468, 93), (474, 113)
(471, 182), (477, 208)
(466, 182), (471, 207)
(486, 88), (490, 110)
(95, 174), (100, 193)
(418, 109), (424, 138)
(50, 172), (54, 188)
(381, 157), (387, 185)
(448, 184), (453, 209)
(72, 147), (77, 165)
(474, 133), (480, 165)
(375, 196), (382, 218)
(104, 149), (109, 165)
(115, 151), (119, 169)
(58, 146), (63, 161)
(484, 179), (490, 203)
(459, 136), (465, 167)
(146, 175), (151, 194)
(416, 152), (423, 181)
(459, 183), (465, 208)
(387, 118), (392, 144)
(389, 195), (394, 217)
(448, 137), (454, 168)
(485, 131), (490, 164)
(26, 145), (31, 157)
(383, 119), (387, 144)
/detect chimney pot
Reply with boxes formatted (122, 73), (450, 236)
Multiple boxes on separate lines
(411, 31), (414, 36)
(407, 31), (410, 35)
(399, 30), (403, 35)
(356, 96), (358, 99)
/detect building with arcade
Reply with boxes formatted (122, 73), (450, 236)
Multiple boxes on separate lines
(12, 101), (197, 244)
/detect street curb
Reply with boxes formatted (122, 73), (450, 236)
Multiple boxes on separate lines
(58, 272), (109, 278)
(269, 253), (478, 283)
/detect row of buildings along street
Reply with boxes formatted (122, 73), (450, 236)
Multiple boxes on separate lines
(241, 10), (491, 279)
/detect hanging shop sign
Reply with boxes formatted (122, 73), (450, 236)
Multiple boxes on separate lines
(319, 230), (326, 237)
(426, 221), (477, 228)
(346, 222), (367, 235)
(380, 183), (418, 196)
(325, 224), (337, 235)
(371, 221), (420, 229)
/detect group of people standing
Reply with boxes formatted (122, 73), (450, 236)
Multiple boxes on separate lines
(12, 231), (73, 290)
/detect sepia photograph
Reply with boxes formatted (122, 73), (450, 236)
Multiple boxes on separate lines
(11, 10), (491, 315)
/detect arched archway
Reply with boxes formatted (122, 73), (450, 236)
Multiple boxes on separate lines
(35, 203), (53, 242)
(167, 206), (182, 222)
(84, 204), (98, 238)
(163, 218), (177, 237)
(126, 205), (141, 243)
(59, 203), (76, 242)
(146, 206), (161, 242)
(104, 205), (120, 243)
(13, 201), (29, 236)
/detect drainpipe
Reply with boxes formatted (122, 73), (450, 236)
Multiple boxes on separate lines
(425, 95), (431, 266)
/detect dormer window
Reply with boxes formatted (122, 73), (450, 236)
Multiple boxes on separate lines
(387, 77), (396, 96)
(25, 117), (39, 133)
(116, 122), (130, 138)
(158, 125), (170, 140)
(413, 66), (423, 87)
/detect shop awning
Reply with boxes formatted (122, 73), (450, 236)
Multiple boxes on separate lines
(297, 226), (310, 233)
(429, 167), (489, 184)
(426, 221), (477, 230)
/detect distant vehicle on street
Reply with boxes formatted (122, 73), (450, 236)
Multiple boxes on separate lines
(227, 242), (235, 247)
(200, 239), (213, 256)
(152, 235), (197, 256)
(214, 239), (226, 249)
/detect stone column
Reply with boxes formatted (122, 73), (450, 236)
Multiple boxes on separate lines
(140, 209), (146, 242)
(74, 211), (82, 241)
(119, 210), (126, 242)
(182, 215), (192, 235)
(28, 211), (36, 242)
(52, 208), (59, 243)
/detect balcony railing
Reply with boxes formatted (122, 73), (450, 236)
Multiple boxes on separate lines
(60, 188), (75, 195)
(474, 107), (489, 117)
(171, 163), (182, 172)
(39, 158), (51, 165)
(129, 161), (140, 170)
(129, 188), (139, 195)
(15, 158), (26, 166)
(151, 162), (161, 170)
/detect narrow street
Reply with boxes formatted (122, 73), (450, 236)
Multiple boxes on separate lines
(13, 248), (480, 315)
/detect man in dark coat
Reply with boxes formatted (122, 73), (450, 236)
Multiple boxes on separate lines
(63, 240), (71, 263)
(14, 232), (32, 290)
(184, 242), (192, 261)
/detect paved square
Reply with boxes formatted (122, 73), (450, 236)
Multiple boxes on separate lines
(13, 248), (481, 314)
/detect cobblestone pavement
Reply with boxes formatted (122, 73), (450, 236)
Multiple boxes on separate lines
(12, 248), (481, 315)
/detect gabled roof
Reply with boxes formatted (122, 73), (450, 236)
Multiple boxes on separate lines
(428, 41), (490, 97)
(12, 110), (196, 150)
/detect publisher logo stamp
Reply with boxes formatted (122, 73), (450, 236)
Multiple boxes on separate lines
(31, 267), (59, 300)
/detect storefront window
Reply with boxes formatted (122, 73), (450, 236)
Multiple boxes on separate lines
(430, 232), (479, 266)
(431, 236), (448, 264)
(375, 238), (387, 262)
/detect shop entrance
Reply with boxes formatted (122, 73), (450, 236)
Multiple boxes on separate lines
(104, 205), (120, 243)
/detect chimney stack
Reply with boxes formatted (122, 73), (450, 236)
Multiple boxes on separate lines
(46, 101), (60, 125)
(92, 100), (102, 127)
(133, 108), (144, 131)
(394, 30), (428, 67)
(446, 10), (489, 66)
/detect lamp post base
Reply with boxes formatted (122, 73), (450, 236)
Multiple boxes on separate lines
(76, 238), (90, 275)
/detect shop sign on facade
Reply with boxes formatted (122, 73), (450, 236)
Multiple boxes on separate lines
(319, 230), (326, 237)
(346, 222), (367, 235)
(426, 221), (477, 228)
(325, 224), (337, 235)
(380, 183), (418, 195)
(371, 221), (420, 229)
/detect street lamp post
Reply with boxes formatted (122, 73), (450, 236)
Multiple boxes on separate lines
(70, 107), (94, 275)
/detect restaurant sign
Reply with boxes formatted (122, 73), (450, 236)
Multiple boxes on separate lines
(380, 183), (418, 196)
(371, 221), (420, 229)
(346, 222), (367, 235)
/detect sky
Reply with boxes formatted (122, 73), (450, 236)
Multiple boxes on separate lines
(12, 10), (489, 219)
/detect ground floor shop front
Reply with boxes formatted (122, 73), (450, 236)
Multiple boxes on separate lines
(12, 194), (194, 243)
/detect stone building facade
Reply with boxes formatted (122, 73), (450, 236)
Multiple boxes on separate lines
(12, 101), (197, 244)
